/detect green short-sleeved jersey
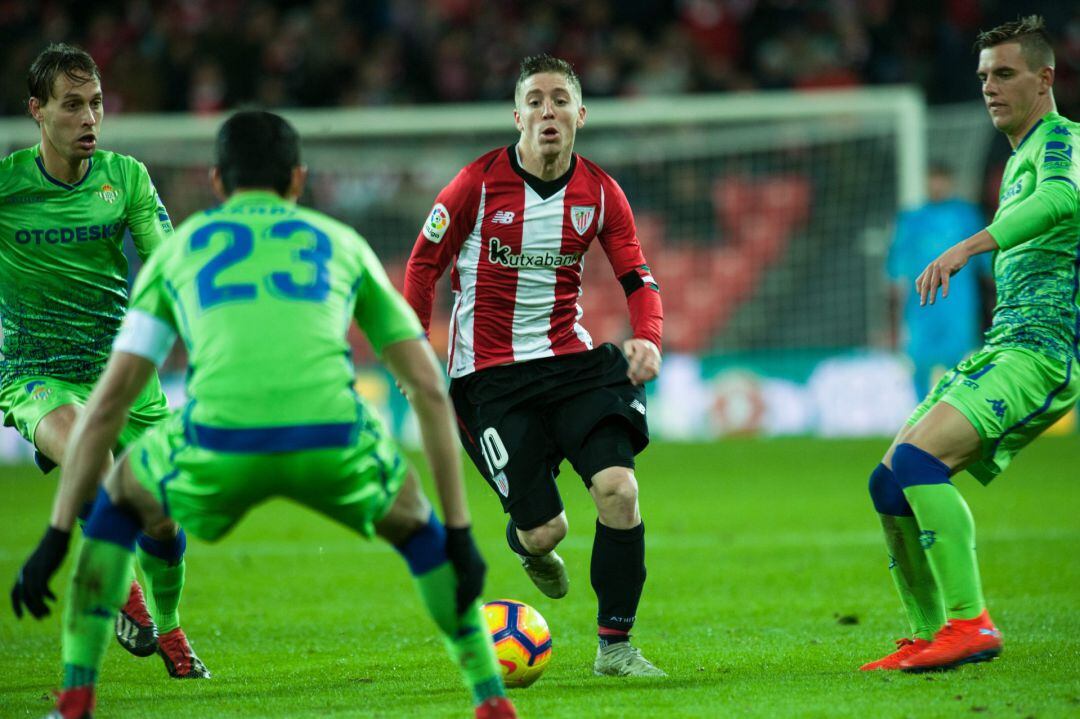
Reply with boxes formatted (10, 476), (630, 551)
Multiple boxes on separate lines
(128, 190), (423, 433)
(0, 145), (173, 387)
(984, 112), (1080, 362)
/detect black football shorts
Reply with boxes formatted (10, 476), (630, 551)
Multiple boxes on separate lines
(449, 343), (649, 529)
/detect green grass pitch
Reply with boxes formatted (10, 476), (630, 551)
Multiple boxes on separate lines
(1, 437), (1078, 718)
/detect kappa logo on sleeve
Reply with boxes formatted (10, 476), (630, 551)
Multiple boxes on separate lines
(422, 203), (450, 243)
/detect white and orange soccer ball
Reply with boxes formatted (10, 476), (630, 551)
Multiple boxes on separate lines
(481, 599), (552, 688)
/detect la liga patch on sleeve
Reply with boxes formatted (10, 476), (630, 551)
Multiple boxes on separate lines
(422, 202), (450, 243)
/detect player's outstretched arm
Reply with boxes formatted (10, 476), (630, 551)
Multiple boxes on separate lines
(382, 338), (469, 529)
(11, 352), (153, 619)
(382, 337), (486, 612)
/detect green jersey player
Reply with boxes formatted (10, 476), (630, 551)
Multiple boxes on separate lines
(861, 15), (1079, 673)
(16, 111), (517, 719)
(4, 44), (207, 678)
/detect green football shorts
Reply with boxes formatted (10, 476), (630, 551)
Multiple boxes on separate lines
(0, 374), (169, 450)
(127, 406), (409, 542)
(907, 346), (1080, 484)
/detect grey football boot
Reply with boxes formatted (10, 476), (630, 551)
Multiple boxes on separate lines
(519, 551), (569, 599)
(594, 642), (667, 677)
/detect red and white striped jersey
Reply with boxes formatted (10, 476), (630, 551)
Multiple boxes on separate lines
(405, 146), (662, 378)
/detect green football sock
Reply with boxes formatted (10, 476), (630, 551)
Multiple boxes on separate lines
(415, 563), (505, 704)
(62, 538), (135, 688)
(903, 483), (985, 620)
(136, 547), (185, 633)
(879, 514), (945, 640)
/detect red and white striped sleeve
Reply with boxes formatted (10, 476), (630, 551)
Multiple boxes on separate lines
(596, 175), (663, 351)
(404, 163), (484, 333)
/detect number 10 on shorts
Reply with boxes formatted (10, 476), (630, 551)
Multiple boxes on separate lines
(480, 427), (509, 476)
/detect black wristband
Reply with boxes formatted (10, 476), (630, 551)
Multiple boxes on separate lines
(41, 526), (71, 554)
(446, 525), (473, 540)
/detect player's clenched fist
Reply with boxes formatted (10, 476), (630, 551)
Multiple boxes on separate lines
(623, 338), (661, 385)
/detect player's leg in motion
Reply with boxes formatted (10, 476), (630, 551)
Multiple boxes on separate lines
(859, 433), (943, 670)
(51, 457), (202, 719)
(507, 512), (571, 600)
(890, 402), (1001, 671)
(377, 472), (516, 719)
(582, 420), (664, 677)
(35, 406), (198, 669)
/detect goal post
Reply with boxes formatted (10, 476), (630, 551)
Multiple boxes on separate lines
(0, 86), (934, 440)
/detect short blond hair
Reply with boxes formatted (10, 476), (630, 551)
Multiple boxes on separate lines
(514, 55), (582, 105)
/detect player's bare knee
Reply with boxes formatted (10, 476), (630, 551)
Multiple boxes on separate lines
(522, 515), (567, 554)
(591, 468), (639, 518)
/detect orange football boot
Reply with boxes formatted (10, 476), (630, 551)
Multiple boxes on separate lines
(900, 610), (1002, 672)
(859, 637), (932, 670)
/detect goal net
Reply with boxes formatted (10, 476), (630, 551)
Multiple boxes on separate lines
(0, 87), (943, 440)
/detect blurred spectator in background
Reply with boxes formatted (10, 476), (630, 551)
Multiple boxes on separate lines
(1, 1), (1077, 118)
(887, 163), (989, 400)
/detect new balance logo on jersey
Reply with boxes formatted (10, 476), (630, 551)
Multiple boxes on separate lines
(570, 205), (595, 235)
(487, 237), (583, 269)
(491, 210), (515, 225)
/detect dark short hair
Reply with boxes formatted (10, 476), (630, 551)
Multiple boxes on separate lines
(27, 43), (100, 104)
(928, 161), (954, 178)
(215, 111), (300, 195)
(974, 15), (1055, 70)
(515, 54), (582, 104)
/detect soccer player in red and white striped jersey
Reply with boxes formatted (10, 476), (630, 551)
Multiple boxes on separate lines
(405, 55), (665, 677)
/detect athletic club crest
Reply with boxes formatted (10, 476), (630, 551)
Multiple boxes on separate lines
(570, 205), (595, 235)
(493, 470), (509, 497)
(97, 183), (118, 203)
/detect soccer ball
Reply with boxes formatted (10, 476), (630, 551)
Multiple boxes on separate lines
(481, 599), (552, 688)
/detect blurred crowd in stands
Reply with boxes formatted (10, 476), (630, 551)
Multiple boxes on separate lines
(1, 0), (1078, 116)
